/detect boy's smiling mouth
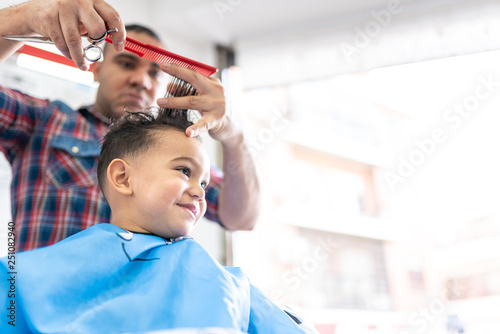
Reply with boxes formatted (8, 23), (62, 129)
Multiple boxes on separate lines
(176, 203), (198, 219)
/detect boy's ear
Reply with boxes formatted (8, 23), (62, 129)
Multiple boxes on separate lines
(107, 159), (133, 196)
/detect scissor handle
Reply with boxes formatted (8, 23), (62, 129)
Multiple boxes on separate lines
(83, 28), (118, 62)
(83, 44), (103, 62)
(87, 28), (118, 44)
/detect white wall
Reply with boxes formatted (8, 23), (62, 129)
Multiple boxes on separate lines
(105, 0), (217, 67)
(235, 0), (500, 88)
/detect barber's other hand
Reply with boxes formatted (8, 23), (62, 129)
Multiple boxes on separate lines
(26, 0), (125, 71)
(157, 63), (239, 143)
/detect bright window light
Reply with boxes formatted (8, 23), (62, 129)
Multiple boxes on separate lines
(16, 43), (95, 86)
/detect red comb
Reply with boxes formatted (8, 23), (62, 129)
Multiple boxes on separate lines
(105, 35), (217, 77)
(15, 37), (218, 76)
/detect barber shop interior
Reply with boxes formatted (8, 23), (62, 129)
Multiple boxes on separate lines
(0, 0), (499, 333)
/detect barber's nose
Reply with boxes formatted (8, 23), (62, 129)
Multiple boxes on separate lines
(129, 69), (153, 91)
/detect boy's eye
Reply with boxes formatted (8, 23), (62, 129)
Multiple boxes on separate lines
(178, 167), (190, 177)
(201, 182), (208, 190)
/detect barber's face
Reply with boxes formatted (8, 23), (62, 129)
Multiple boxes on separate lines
(91, 31), (164, 119)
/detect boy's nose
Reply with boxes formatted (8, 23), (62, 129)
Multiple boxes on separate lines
(189, 184), (206, 201)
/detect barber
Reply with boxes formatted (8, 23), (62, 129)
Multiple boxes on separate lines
(0, 0), (260, 251)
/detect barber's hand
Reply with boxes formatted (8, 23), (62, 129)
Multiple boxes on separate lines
(157, 63), (239, 143)
(26, 0), (125, 71)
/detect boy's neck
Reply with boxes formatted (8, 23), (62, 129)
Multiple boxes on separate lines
(123, 229), (156, 236)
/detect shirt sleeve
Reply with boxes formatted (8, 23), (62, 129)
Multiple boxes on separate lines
(205, 164), (224, 226)
(0, 86), (49, 163)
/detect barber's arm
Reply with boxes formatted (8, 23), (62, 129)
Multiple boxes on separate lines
(0, 3), (29, 62)
(0, 0), (125, 70)
(157, 63), (261, 231)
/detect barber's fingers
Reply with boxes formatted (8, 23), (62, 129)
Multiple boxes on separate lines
(157, 95), (226, 138)
(158, 63), (225, 111)
(156, 62), (228, 137)
(32, 0), (124, 70)
(37, 15), (69, 60)
(157, 94), (225, 116)
(59, 7), (90, 70)
(160, 63), (220, 92)
(186, 117), (218, 137)
(27, 1), (68, 60)
(70, 0), (124, 69)
(93, 1), (125, 52)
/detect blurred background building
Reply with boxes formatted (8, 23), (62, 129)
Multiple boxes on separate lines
(1, 0), (500, 332)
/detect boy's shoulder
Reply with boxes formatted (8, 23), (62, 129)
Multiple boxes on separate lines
(14, 224), (239, 276)
(5, 224), (167, 272)
(4, 223), (247, 291)
(20, 223), (189, 261)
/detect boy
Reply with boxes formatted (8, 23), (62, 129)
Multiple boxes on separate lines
(0, 108), (311, 333)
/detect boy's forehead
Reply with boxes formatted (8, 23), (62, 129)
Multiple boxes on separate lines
(154, 130), (210, 168)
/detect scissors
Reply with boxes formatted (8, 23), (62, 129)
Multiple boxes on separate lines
(2, 28), (118, 62)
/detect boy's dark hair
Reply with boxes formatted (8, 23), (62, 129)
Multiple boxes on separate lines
(97, 108), (194, 194)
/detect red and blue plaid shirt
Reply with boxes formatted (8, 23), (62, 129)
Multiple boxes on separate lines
(0, 86), (222, 252)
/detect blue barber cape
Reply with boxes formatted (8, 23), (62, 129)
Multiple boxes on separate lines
(0, 223), (306, 333)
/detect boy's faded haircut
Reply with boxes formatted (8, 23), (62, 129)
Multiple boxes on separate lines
(97, 108), (194, 194)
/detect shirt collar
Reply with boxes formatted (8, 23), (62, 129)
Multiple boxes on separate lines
(122, 229), (193, 245)
(81, 105), (112, 125)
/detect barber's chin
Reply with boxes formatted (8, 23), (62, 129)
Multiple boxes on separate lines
(107, 106), (139, 119)
(117, 98), (145, 111)
(122, 104), (144, 112)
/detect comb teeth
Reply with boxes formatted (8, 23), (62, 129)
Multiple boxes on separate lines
(105, 36), (217, 77)
(161, 76), (199, 116)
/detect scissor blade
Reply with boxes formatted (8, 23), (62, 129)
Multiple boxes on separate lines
(2, 35), (54, 44)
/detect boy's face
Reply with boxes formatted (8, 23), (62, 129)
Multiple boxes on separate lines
(125, 129), (211, 239)
(91, 31), (164, 119)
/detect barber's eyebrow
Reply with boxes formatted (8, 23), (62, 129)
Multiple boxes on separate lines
(114, 53), (160, 69)
(114, 53), (139, 62)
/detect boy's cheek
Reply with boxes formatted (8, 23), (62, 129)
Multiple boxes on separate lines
(200, 202), (208, 217)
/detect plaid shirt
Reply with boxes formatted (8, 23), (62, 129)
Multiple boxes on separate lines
(0, 86), (222, 252)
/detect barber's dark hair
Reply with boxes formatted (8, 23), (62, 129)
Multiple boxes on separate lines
(103, 23), (164, 53)
(97, 108), (194, 194)
(125, 24), (162, 43)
